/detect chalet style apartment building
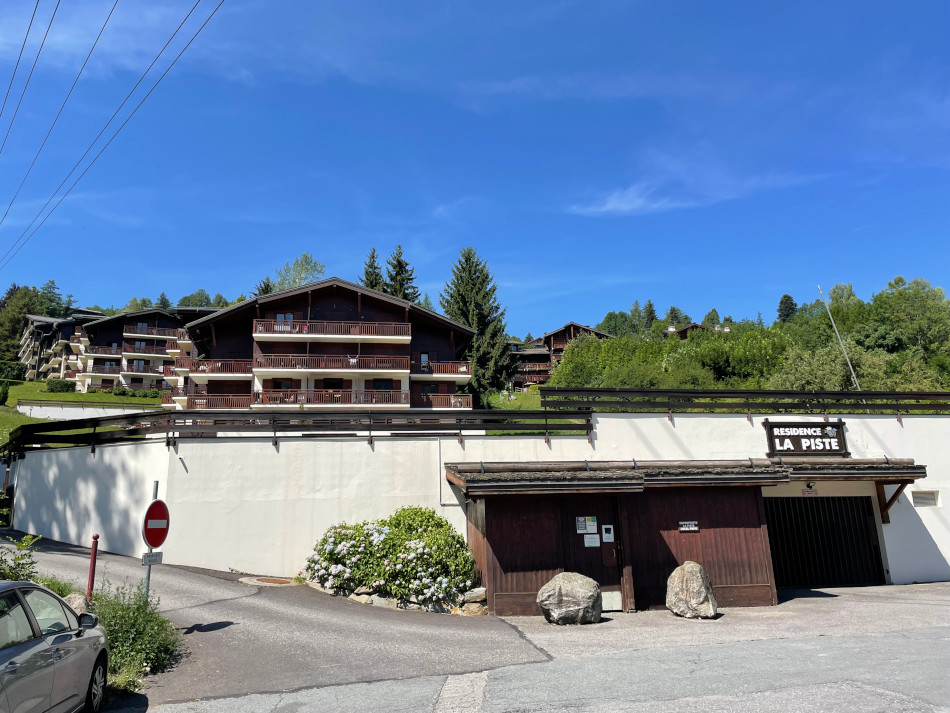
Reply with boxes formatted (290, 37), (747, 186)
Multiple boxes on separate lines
(20, 279), (474, 410)
(509, 322), (610, 389)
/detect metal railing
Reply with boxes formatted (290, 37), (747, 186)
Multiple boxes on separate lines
(253, 320), (411, 337)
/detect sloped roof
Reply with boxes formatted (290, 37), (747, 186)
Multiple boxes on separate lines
(542, 321), (612, 340)
(185, 277), (474, 335)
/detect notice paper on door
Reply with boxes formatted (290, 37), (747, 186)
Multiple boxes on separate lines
(584, 534), (601, 547)
(576, 516), (598, 534)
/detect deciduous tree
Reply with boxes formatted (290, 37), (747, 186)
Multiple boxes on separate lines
(275, 252), (325, 291)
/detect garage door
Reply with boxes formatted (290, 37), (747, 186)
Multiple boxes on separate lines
(764, 497), (885, 587)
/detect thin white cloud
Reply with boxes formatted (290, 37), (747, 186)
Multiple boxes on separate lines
(569, 152), (829, 216)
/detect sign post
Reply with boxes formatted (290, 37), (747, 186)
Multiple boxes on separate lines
(142, 481), (169, 598)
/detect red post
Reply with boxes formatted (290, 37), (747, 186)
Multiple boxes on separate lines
(86, 534), (100, 600)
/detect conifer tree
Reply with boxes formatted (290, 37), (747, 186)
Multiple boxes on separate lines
(440, 247), (512, 404)
(777, 294), (798, 323)
(702, 308), (721, 327)
(384, 245), (420, 303)
(643, 300), (657, 327)
(156, 292), (172, 310)
(420, 293), (435, 311)
(361, 248), (385, 292)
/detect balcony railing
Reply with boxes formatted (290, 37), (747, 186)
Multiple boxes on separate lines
(411, 393), (473, 408)
(253, 320), (411, 338)
(411, 361), (472, 375)
(191, 359), (254, 374)
(255, 389), (409, 406)
(123, 324), (178, 338)
(519, 374), (548, 383)
(86, 365), (122, 375)
(174, 357), (193, 370)
(123, 364), (164, 375)
(517, 363), (550, 372)
(69, 335), (82, 344)
(187, 394), (254, 409)
(177, 329), (190, 340)
(122, 343), (168, 355)
(255, 355), (409, 371)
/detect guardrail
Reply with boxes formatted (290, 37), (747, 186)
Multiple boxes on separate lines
(1, 407), (593, 456)
(539, 387), (950, 414)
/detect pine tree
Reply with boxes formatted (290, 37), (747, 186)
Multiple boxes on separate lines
(665, 305), (690, 327)
(420, 293), (435, 311)
(212, 293), (229, 308)
(440, 247), (512, 405)
(254, 277), (275, 297)
(643, 300), (657, 327)
(156, 292), (172, 310)
(702, 308), (720, 327)
(777, 294), (798, 323)
(360, 248), (385, 292)
(384, 245), (420, 303)
(629, 300), (644, 334)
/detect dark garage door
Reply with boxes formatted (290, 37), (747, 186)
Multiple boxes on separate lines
(764, 497), (885, 587)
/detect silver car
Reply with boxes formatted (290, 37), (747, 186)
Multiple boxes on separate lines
(0, 581), (107, 713)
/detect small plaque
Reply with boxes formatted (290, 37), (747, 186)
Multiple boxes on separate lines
(602, 525), (615, 543)
(576, 516), (597, 534)
(141, 551), (164, 566)
(802, 489), (818, 496)
(583, 534), (601, 548)
(679, 521), (699, 532)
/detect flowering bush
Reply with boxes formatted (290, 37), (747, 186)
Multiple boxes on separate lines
(305, 507), (475, 605)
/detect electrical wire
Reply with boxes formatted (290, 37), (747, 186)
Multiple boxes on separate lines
(0, 0), (203, 267)
(0, 0), (120, 231)
(0, 0), (41, 124)
(0, 0), (226, 273)
(0, 0), (62, 159)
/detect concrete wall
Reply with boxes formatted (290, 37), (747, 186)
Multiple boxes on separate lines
(12, 412), (950, 584)
(16, 402), (161, 420)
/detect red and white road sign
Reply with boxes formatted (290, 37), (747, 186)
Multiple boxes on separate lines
(142, 499), (170, 549)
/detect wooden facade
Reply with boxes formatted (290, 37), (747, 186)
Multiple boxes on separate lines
(467, 487), (776, 616)
(510, 322), (610, 389)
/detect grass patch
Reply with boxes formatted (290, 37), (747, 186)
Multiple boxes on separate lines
(36, 574), (82, 597)
(0, 406), (48, 446)
(486, 389), (585, 436)
(4, 381), (162, 407)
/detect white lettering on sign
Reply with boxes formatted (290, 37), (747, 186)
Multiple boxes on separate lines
(146, 519), (168, 529)
(679, 521), (699, 532)
(142, 552), (163, 566)
(773, 437), (839, 451)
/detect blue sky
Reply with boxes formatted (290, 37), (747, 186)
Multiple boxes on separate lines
(0, 0), (947, 336)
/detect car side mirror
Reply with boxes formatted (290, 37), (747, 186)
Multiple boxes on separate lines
(78, 613), (99, 632)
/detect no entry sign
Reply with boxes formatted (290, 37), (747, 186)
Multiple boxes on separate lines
(142, 499), (170, 549)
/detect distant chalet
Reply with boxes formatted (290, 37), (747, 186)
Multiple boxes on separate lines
(510, 322), (611, 390)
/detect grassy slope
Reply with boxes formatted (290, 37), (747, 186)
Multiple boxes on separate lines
(3, 381), (161, 406)
(0, 407), (47, 445)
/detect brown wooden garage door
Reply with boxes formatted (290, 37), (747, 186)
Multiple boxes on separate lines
(764, 496), (885, 588)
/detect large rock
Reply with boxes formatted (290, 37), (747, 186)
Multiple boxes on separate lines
(536, 572), (602, 625)
(666, 561), (718, 619)
(64, 593), (89, 615)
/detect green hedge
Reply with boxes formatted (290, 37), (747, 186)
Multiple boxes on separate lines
(0, 362), (26, 381)
(305, 506), (475, 604)
(45, 379), (77, 393)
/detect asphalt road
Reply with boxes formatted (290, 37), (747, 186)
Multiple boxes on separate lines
(21, 536), (950, 713)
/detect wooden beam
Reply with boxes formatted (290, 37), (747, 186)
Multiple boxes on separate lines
(880, 482), (910, 523)
(875, 482), (889, 524)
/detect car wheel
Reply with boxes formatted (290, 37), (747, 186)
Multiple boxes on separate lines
(85, 655), (107, 713)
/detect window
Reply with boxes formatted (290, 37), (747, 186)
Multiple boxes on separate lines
(421, 384), (439, 395)
(275, 313), (294, 333)
(0, 593), (34, 649)
(273, 379), (293, 390)
(324, 378), (344, 390)
(419, 352), (430, 372)
(373, 379), (393, 392)
(137, 322), (149, 333)
(132, 359), (146, 371)
(23, 589), (70, 635)
(134, 341), (147, 351)
(912, 491), (939, 508)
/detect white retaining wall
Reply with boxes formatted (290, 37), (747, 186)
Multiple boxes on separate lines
(12, 413), (950, 584)
(16, 402), (161, 420)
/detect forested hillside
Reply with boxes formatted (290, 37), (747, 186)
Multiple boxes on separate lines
(551, 277), (950, 391)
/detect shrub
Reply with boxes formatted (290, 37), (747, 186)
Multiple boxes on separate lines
(91, 582), (181, 692)
(0, 382), (8, 407)
(305, 506), (475, 605)
(0, 361), (26, 381)
(0, 534), (40, 581)
(45, 379), (77, 393)
(36, 575), (80, 598)
(112, 387), (129, 397)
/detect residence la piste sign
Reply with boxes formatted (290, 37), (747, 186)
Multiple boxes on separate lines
(763, 419), (849, 457)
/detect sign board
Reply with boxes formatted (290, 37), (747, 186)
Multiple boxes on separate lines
(764, 420), (849, 457)
(602, 525), (615, 543)
(679, 521), (699, 532)
(583, 534), (601, 548)
(575, 516), (597, 534)
(802, 488), (818, 496)
(142, 499), (170, 549)
(142, 551), (164, 566)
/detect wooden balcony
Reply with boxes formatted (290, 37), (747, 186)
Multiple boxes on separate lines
(518, 374), (548, 384)
(187, 394), (254, 409)
(191, 359), (254, 374)
(411, 361), (472, 375)
(255, 355), (409, 371)
(252, 320), (411, 342)
(123, 324), (178, 338)
(85, 365), (122, 375)
(517, 363), (551, 372)
(123, 364), (164, 375)
(411, 393), (473, 408)
(122, 342), (168, 355)
(254, 389), (410, 406)
(174, 357), (193, 370)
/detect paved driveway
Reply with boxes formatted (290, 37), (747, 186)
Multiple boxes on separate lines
(21, 536), (950, 712)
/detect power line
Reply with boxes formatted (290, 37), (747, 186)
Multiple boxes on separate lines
(0, 0), (120, 232)
(0, 0), (62, 159)
(0, 0), (203, 267)
(0, 0), (41, 123)
(0, 0), (227, 273)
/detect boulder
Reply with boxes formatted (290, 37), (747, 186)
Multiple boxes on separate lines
(353, 585), (373, 596)
(460, 602), (487, 616)
(536, 572), (602, 625)
(462, 587), (486, 603)
(666, 561), (718, 619)
(348, 593), (372, 604)
(64, 593), (88, 615)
